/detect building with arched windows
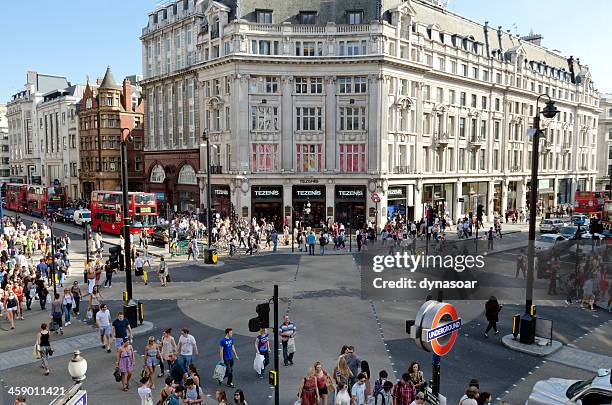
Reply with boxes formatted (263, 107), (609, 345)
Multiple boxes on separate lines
(141, 0), (600, 227)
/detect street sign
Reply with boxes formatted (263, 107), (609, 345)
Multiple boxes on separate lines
(412, 301), (462, 356)
(371, 193), (381, 203)
(66, 390), (87, 405)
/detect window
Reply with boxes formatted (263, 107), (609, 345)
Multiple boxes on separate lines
(493, 149), (499, 170)
(448, 147), (455, 171)
(265, 77), (278, 93)
(460, 92), (466, 106)
(347, 11), (363, 25)
(480, 120), (487, 139)
(296, 144), (322, 172)
(482, 70), (489, 82)
(449, 90), (456, 105)
(250, 106), (279, 131)
(437, 57), (445, 71)
(422, 85), (430, 101)
(135, 157), (143, 172)
(299, 11), (316, 24)
(450, 60), (457, 74)
(608, 128), (612, 140)
(459, 118), (466, 138)
(481, 96), (487, 110)
(496, 73), (502, 84)
(436, 87), (443, 103)
(256, 9), (272, 24)
(461, 64), (468, 77)
(479, 149), (486, 170)
(471, 94), (477, 108)
(134, 136), (143, 150)
(495, 98), (500, 111)
(494, 121), (500, 140)
(251, 143), (279, 172)
(296, 107), (322, 131)
(177, 164), (197, 185)
(339, 106), (366, 131)
(448, 116), (455, 136)
(339, 40), (367, 56)
(338, 76), (367, 93)
(471, 67), (478, 79)
(470, 150), (477, 170)
(339, 144), (366, 172)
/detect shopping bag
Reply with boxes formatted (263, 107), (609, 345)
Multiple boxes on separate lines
(253, 353), (264, 374)
(287, 338), (296, 354)
(32, 344), (40, 359)
(213, 362), (226, 381)
(86, 308), (93, 320)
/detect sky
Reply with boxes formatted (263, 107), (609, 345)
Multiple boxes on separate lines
(1, 0), (611, 100)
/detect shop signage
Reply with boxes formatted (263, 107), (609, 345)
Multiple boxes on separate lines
(252, 186), (282, 199)
(254, 190), (280, 197)
(411, 301), (461, 357)
(296, 190), (321, 197)
(336, 186), (366, 199)
(371, 193), (381, 203)
(457, 197), (465, 202)
(212, 186), (230, 196)
(154, 192), (165, 201)
(387, 187), (406, 199)
(299, 179), (319, 184)
(293, 186), (325, 200)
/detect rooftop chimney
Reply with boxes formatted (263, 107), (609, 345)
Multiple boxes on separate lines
(521, 33), (543, 46)
(122, 78), (132, 111)
(96, 78), (102, 85)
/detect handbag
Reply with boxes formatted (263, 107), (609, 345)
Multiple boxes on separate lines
(113, 367), (122, 382)
(47, 348), (54, 356)
(213, 362), (226, 381)
(287, 337), (296, 354)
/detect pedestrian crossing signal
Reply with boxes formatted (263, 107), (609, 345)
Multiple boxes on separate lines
(269, 370), (277, 386)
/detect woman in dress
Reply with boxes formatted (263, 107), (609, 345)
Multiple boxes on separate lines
(334, 382), (351, 405)
(297, 367), (319, 405)
(159, 328), (177, 377)
(143, 336), (159, 388)
(62, 288), (73, 326)
(3, 288), (18, 329)
(314, 361), (333, 405)
(333, 356), (352, 387)
(408, 361), (426, 393)
(184, 377), (204, 404)
(35, 323), (52, 375)
(116, 337), (135, 391)
(88, 285), (103, 320)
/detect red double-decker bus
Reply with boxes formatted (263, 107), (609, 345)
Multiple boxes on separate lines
(603, 200), (612, 231)
(26, 185), (66, 218)
(90, 190), (157, 235)
(6, 183), (28, 213)
(574, 191), (609, 215)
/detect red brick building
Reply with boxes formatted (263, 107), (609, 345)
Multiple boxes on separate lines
(78, 67), (145, 199)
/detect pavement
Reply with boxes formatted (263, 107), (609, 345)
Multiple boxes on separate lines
(1, 212), (610, 405)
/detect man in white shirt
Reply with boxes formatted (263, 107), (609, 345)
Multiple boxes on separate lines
(95, 303), (113, 352)
(134, 253), (146, 285)
(177, 327), (198, 369)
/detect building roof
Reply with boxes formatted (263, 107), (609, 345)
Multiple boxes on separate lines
(99, 66), (121, 90)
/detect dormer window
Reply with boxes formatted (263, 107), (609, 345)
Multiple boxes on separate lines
(439, 32), (445, 43)
(257, 9), (272, 24)
(347, 10), (363, 25)
(299, 11), (316, 25)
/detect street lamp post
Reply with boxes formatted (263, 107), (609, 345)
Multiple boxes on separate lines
(201, 131), (217, 264)
(522, 95), (558, 344)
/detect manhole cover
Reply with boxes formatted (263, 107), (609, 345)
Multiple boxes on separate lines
(233, 284), (264, 293)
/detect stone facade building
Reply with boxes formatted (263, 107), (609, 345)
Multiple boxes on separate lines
(596, 94), (612, 192)
(78, 67), (145, 199)
(141, 0), (600, 227)
(0, 104), (9, 184)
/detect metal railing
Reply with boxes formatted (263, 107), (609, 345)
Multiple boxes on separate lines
(535, 316), (553, 346)
(393, 166), (417, 175)
(210, 165), (223, 174)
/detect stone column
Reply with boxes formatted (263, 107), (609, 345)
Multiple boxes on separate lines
(283, 183), (293, 222)
(501, 180), (508, 219)
(453, 179), (462, 223)
(414, 181), (423, 220)
(367, 74), (383, 172)
(237, 74), (250, 171)
(395, 15), (402, 57)
(326, 182), (335, 223)
(487, 180), (495, 222)
(517, 177), (527, 211)
(281, 76), (294, 171)
(324, 76), (336, 172)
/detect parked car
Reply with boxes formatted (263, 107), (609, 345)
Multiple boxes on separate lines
(571, 214), (590, 227)
(559, 226), (587, 240)
(526, 368), (611, 405)
(535, 234), (568, 251)
(57, 207), (76, 223)
(540, 218), (567, 233)
(73, 209), (91, 226)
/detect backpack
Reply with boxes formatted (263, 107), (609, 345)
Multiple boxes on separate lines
(373, 379), (384, 397)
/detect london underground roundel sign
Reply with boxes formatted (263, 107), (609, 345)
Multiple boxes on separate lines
(414, 301), (461, 356)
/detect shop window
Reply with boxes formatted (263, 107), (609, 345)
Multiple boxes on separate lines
(296, 144), (322, 172)
(339, 144), (366, 173)
(251, 143), (279, 172)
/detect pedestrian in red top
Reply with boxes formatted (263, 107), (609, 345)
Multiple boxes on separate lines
(392, 373), (416, 405)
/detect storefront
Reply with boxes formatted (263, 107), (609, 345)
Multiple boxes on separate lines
(576, 178), (588, 192)
(292, 185), (326, 228)
(178, 190), (198, 212)
(461, 182), (488, 217)
(506, 181), (518, 212)
(211, 185), (231, 218)
(387, 186), (407, 220)
(538, 179), (555, 210)
(423, 183), (454, 219)
(251, 186), (283, 228)
(558, 179), (572, 205)
(493, 182), (502, 216)
(334, 186), (366, 229)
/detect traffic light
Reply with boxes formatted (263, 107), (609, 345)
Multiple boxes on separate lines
(248, 302), (270, 332)
(268, 370), (278, 386)
(54, 237), (63, 252)
(477, 204), (484, 222)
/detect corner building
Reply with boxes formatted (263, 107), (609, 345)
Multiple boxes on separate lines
(141, 0), (600, 228)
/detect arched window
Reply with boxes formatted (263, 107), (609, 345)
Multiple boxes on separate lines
(177, 164), (197, 185)
(150, 164), (166, 183)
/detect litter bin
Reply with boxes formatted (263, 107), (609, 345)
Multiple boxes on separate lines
(519, 313), (536, 344)
(123, 300), (138, 329)
(204, 247), (218, 264)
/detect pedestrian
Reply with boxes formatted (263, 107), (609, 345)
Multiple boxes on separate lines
(191, 237), (200, 260)
(477, 392), (492, 405)
(333, 356), (352, 387)
(187, 363), (201, 387)
(516, 250), (526, 278)
(159, 328), (177, 377)
(62, 288), (73, 326)
(459, 386), (479, 405)
(96, 303), (113, 352)
(112, 311), (133, 350)
(70, 281), (82, 315)
(233, 389), (248, 405)
(487, 227), (494, 250)
(104, 260), (115, 288)
(4, 289), (18, 329)
(319, 232), (327, 255)
(280, 314), (296, 366)
(343, 345), (361, 389)
(116, 337), (135, 391)
(134, 253), (147, 285)
(184, 377), (204, 404)
(255, 327), (270, 378)
(271, 229), (278, 252)
(50, 293), (64, 335)
(158, 377), (174, 404)
(177, 327), (198, 369)
(297, 367), (319, 405)
(356, 230), (363, 252)
(88, 285), (103, 321)
(35, 322), (52, 376)
(407, 361), (425, 393)
(373, 370), (388, 397)
(351, 372), (367, 405)
(158, 256), (168, 287)
(143, 336), (160, 389)
(392, 373), (416, 405)
(215, 388), (228, 405)
(168, 352), (188, 385)
(410, 391), (426, 405)
(219, 328), (239, 387)
(374, 380), (394, 405)
(137, 376), (153, 405)
(335, 382), (351, 405)
(484, 296), (502, 338)
(307, 231), (316, 256)
(85, 259), (96, 294)
(314, 361), (333, 405)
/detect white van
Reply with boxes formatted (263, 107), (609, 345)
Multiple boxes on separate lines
(73, 209), (92, 225)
